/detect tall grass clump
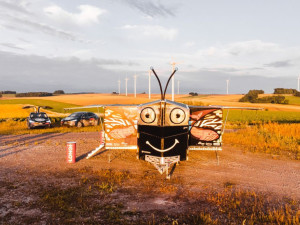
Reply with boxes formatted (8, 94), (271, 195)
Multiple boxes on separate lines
(224, 122), (300, 159)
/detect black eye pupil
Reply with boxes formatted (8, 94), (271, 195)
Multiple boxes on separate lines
(176, 114), (180, 118)
(146, 114), (150, 118)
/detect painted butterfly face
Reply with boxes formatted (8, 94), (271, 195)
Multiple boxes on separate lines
(137, 100), (189, 160)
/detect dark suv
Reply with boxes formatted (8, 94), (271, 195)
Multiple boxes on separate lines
(27, 112), (51, 129)
(61, 112), (99, 127)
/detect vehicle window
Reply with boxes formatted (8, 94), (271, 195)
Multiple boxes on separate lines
(88, 113), (94, 117)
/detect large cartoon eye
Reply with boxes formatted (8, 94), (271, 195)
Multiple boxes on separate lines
(170, 108), (186, 124)
(140, 107), (156, 124)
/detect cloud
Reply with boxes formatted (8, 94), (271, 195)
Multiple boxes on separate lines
(265, 60), (292, 68)
(122, 0), (174, 17)
(198, 40), (279, 58)
(122, 24), (178, 40)
(0, 13), (89, 42)
(44, 4), (106, 25)
(0, 0), (30, 15)
(0, 42), (24, 50)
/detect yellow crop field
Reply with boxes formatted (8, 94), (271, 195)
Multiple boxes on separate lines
(0, 104), (32, 118)
(224, 123), (300, 159)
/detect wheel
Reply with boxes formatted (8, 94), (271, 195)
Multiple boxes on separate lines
(77, 122), (83, 128)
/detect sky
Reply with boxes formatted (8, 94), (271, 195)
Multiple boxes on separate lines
(0, 0), (300, 94)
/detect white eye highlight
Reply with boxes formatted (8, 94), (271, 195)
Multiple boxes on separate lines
(170, 108), (186, 124)
(140, 107), (156, 124)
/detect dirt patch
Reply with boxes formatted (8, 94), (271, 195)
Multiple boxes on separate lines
(0, 132), (299, 224)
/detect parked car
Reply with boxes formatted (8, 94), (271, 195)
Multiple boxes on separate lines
(27, 112), (51, 129)
(61, 112), (99, 127)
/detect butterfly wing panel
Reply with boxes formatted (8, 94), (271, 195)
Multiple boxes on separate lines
(188, 107), (223, 151)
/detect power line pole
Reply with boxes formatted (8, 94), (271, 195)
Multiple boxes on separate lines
(148, 70), (151, 99)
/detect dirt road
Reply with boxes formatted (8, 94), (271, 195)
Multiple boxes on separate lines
(1, 132), (299, 200)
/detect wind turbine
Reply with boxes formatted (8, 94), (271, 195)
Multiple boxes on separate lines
(148, 70), (151, 99)
(226, 79), (230, 95)
(125, 77), (129, 96)
(133, 74), (137, 98)
(170, 60), (182, 101)
(118, 79), (121, 95)
(177, 80), (180, 95)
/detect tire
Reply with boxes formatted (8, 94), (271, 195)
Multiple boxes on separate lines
(77, 122), (83, 128)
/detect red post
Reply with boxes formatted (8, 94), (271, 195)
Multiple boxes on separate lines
(100, 131), (104, 145)
(66, 142), (76, 163)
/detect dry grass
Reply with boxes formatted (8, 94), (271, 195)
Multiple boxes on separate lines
(224, 122), (300, 159)
(0, 104), (31, 118)
(2, 167), (299, 224)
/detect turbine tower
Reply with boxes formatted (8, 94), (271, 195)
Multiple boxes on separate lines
(177, 80), (180, 95)
(170, 61), (182, 101)
(125, 77), (129, 96)
(133, 74), (137, 98)
(118, 79), (121, 95)
(298, 75), (300, 92)
(226, 79), (230, 95)
(148, 70), (151, 99)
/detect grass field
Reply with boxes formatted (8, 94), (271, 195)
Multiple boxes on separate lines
(0, 105), (32, 118)
(225, 109), (300, 123)
(224, 123), (300, 160)
(0, 99), (78, 113)
(285, 95), (300, 105)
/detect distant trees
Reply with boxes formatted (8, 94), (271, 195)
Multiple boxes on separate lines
(239, 89), (288, 104)
(295, 91), (300, 97)
(16, 92), (53, 97)
(53, 90), (65, 95)
(274, 88), (297, 94)
(189, 92), (198, 96)
(0, 93), (2, 98)
(239, 90), (264, 102)
(1, 91), (16, 94)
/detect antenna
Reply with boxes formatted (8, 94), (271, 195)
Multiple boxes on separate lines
(125, 77), (129, 96)
(150, 67), (164, 100)
(148, 70), (151, 99)
(133, 74), (137, 98)
(226, 79), (230, 95)
(163, 68), (178, 100)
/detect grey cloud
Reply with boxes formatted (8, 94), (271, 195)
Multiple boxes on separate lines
(264, 60), (292, 68)
(122, 0), (175, 17)
(8, 15), (81, 41)
(0, 51), (140, 93)
(0, 0), (30, 15)
(0, 50), (296, 94)
(0, 42), (24, 50)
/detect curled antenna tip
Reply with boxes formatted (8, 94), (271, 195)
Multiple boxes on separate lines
(150, 66), (153, 70)
(175, 67), (178, 71)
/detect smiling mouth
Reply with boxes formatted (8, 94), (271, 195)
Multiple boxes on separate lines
(145, 139), (179, 153)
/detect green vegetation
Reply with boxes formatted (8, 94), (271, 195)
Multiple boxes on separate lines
(274, 88), (298, 94)
(225, 109), (300, 123)
(0, 99), (78, 113)
(239, 90), (288, 104)
(285, 95), (300, 105)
